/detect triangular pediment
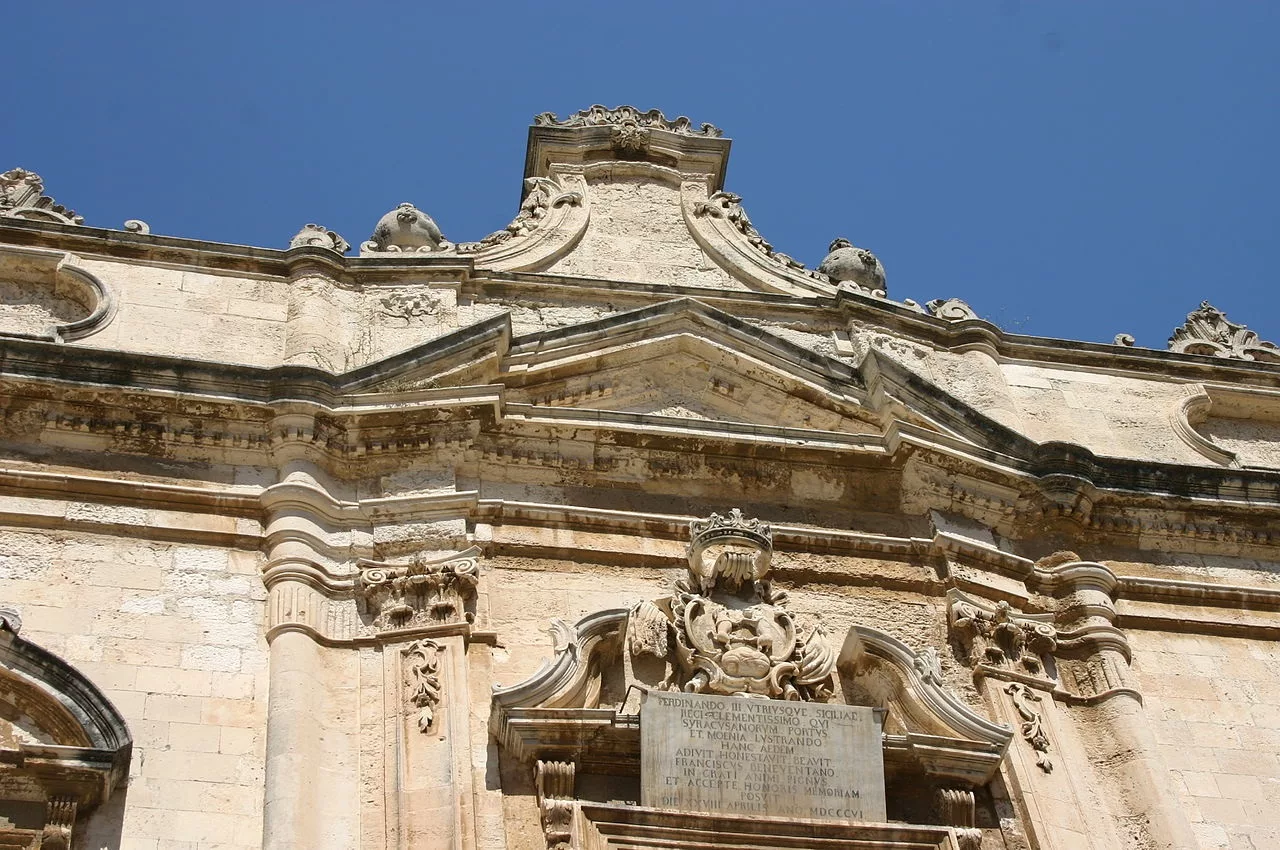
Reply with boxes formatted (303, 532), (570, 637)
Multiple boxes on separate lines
(498, 299), (880, 434)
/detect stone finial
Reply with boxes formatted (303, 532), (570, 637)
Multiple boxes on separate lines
(288, 223), (350, 254)
(363, 202), (447, 253)
(0, 168), (83, 225)
(1168, 301), (1280, 362)
(533, 105), (723, 138)
(818, 237), (886, 293)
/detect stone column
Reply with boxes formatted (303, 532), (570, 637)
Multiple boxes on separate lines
(282, 257), (348, 370)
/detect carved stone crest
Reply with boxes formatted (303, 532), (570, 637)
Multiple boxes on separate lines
(630, 509), (836, 700)
(1168, 301), (1280, 362)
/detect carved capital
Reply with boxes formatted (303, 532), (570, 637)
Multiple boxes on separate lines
(947, 590), (1057, 676)
(357, 551), (480, 631)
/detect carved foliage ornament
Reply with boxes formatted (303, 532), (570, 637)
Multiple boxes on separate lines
(1004, 682), (1052, 773)
(404, 639), (442, 732)
(534, 105), (723, 138)
(1168, 301), (1280, 362)
(457, 176), (583, 254)
(357, 551), (480, 630)
(0, 168), (82, 225)
(693, 192), (832, 285)
(631, 509), (837, 701)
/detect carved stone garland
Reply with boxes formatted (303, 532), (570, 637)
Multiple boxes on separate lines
(630, 508), (837, 700)
(1168, 301), (1280, 362)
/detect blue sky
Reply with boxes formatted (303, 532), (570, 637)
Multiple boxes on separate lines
(6, 2), (1277, 348)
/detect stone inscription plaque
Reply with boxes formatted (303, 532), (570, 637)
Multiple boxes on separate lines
(641, 691), (887, 822)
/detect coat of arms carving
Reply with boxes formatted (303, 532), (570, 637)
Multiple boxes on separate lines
(630, 509), (836, 700)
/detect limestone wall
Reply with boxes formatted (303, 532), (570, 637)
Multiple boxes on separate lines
(1129, 630), (1280, 850)
(0, 525), (268, 849)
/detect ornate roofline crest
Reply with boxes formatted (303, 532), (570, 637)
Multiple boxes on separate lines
(1, 168), (83, 226)
(533, 105), (723, 138)
(1168, 301), (1280, 362)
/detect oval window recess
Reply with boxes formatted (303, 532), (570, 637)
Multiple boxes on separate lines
(0, 247), (115, 342)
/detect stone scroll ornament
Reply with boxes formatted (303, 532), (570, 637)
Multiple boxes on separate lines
(1168, 301), (1280, 362)
(456, 176), (583, 254)
(630, 509), (837, 700)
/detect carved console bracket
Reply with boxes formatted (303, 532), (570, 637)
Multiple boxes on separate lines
(535, 760), (576, 850)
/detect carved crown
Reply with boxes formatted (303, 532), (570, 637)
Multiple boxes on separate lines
(688, 508), (772, 555)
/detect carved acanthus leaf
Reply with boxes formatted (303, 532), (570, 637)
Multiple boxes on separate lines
(0, 168), (83, 225)
(534, 105), (722, 138)
(457, 176), (583, 254)
(1168, 301), (1280, 362)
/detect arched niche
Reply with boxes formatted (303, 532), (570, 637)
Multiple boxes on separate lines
(0, 609), (132, 849)
(0, 245), (115, 342)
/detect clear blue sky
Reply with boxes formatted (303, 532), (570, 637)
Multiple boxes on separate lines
(7, 2), (1277, 348)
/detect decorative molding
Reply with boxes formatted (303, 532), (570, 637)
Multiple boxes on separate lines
(533, 105), (723, 138)
(492, 609), (628, 712)
(1168, 301), (1280, 362)
(357, 549), (480, 631)
(289, 223), (350, 253)
(458, 176), (583, 254)
(1003, 682), (1052, 773)
(0, 168), (82, 225)
(405, 639), (443, 733)
(534, 760), (575, 850)
(0, 245), (116, 342)
(1170, 385), (1240, 467)
(362, 203), (451, 254)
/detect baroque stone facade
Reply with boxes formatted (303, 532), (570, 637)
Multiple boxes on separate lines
(1, 107), (1279, 850)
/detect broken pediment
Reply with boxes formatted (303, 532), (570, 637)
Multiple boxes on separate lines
(491, 511), (1011, 791)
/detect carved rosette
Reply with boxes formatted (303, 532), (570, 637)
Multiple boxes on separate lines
(357, 552), (480, 631)
(1168, 301), (1280, 362)
(457, 176), (583, 254)
(631, 509), (837, 701)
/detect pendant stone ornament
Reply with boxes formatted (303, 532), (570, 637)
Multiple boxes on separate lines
(654, 509), (836, 700)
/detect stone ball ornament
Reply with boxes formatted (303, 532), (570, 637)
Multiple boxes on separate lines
(363, 202), (448, 253)
(818, 237), (886, 293)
